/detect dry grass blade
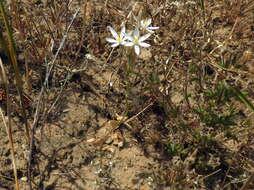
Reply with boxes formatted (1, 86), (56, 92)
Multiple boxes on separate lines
(0, 1), (30, 142)
(0, 58), (20, 190)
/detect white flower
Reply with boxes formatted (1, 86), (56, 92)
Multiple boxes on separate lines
(140, 18), (159, 33)
(105, 26), (127, 47)
(125, 28), (151, 55)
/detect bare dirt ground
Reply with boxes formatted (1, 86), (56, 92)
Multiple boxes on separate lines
(1, 0), (254, 190)
(0, 51), (162, 189)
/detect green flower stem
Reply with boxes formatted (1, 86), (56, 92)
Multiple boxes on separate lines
(126, 47), (136, 74)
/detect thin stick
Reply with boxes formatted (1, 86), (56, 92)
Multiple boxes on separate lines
(44, 8), (80, 87)
(125, 100), (154, 124)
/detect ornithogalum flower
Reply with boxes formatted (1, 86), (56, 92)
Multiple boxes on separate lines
(140, 18), (159, 33)
(125, 28), (151, 55)
(105, 26), (127, 47)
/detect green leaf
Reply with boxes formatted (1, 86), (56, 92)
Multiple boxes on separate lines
(229, 85), (254, 112)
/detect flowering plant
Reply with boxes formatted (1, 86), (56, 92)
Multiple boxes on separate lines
(139, 18), (159, 33)
(105, 26), (128, 47)
(105, 16), (158, 56)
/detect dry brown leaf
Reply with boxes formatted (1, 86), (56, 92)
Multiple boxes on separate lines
(87, 120), (121, 147)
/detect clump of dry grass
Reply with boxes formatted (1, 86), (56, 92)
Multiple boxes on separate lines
(0, 0), (254, 189)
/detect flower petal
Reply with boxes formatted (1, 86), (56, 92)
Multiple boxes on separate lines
(124, 42), (134, 46)
(108, 26), (118, 39)
(139, 33), (151, 42)
(139, 42), (151, 47)
(146, 18), (152, 26)
(106, 37), (117, 43)
(122, 36), (128, 41)
(120, 40), (128, 45)
(121, 41), (127, 45)
(120, 26), (126, 39)
(140, 20), (145, 26)
(147, 26), (159, 30)
(111, 43), (120, 47)
(147, 29), (155, 33)
(134, 45), (140, 55)
(148, 26), (159, 30)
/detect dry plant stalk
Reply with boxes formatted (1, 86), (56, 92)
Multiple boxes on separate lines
(0, 1), (30, 142)
(0, 58), (20, 190)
